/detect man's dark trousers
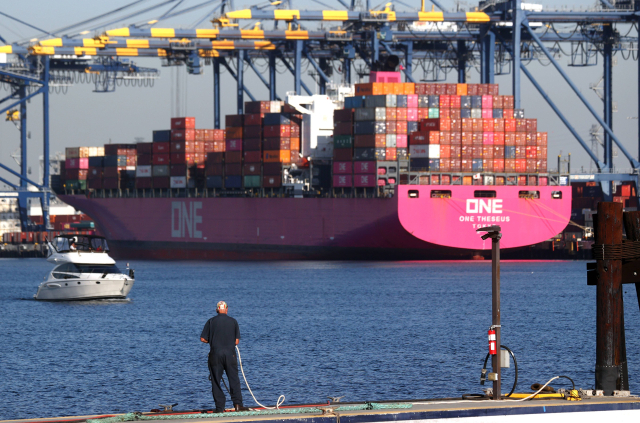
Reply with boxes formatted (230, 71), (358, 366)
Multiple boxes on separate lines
(209, 351), (243, 410)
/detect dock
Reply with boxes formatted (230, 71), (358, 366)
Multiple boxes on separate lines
(3, 396), (640, 423)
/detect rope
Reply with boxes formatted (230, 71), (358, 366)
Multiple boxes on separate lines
(235, 346), (286, 409)
(591, 241), (640, 260)
(87, 403), (413, 423)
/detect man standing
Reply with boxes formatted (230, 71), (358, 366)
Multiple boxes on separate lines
(200, 301), (248, 413)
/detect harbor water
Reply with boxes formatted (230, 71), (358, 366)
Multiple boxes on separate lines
(1, 259), (638, 420)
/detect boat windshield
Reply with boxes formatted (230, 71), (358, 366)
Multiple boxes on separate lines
(52, 236), (109, 253)
(52, 263), (122, 278)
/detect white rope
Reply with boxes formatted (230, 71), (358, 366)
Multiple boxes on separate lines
(236, 346), (286, 409)
(509, 376), (560, 401)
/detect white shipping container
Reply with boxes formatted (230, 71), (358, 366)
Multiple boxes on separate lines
(65, 147), (80, 159)
(428, 144), (441, 159)
(269, 101), (282, 113)
(97, 146), (105, 156)
(136, 165), (152, 178)
(409, 145), (429, 158)
(386, 134), (397, 148)
(170, 176), (187, 189)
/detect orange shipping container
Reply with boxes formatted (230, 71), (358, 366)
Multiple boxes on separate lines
(264, 150), (291, 163)
(456, 83), (468, 96)
(403, 83), (415, 95)
(226, 127), (243, 139)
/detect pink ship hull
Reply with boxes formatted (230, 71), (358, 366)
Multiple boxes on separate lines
(60, 185), (572, 260)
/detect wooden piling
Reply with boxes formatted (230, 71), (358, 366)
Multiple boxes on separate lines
(622, 211), (640, 314)
(594, 202), (627, 394)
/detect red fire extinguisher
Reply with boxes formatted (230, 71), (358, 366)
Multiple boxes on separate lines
(488, 328), (497, 355)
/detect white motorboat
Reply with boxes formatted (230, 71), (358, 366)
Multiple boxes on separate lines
(34, 235), (134, 301)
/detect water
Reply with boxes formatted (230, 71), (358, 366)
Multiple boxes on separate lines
(1, 259), (639, 420)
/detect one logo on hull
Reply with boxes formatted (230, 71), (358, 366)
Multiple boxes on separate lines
(465, 199), (503, 214)
(172, 201), (203, 238)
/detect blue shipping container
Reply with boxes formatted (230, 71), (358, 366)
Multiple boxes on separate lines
(396, 95), (408, 108)
(410, 158), (430, 170)
(460, 96), (471, 109)
(505, 146), (517, 159)
(472, 159), (483, 172)
(471, 96), (482, 109)
(428, 159), (440, 171)
(407, 121), (419, 134)
(103, 155), (119, 167)
(153, 130), (172, 142)
(264, 113), (290, 126)
(88, 156), (104, 167)
(460, 109), (472, 119)
(117, 156), (127, 166)
(493, 109), (503, 119)
(428, 95), (440, 108)
(207, 176), (223, 188)
(225, 175), (242, 188)
(344, 96), (365, 109)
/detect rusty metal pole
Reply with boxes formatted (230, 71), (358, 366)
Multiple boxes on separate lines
(477, 225), (502, 400)
(594, 202), (626, 395)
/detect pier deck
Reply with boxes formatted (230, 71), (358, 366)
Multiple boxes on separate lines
(4, 396), (640, 423)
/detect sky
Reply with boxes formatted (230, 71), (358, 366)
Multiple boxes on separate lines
(0, 0), (636, 189)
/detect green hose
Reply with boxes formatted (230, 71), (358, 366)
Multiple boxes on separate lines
(88, 403), (413, 423)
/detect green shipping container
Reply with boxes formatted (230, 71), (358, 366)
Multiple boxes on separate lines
(66, 179), (87, 190)
(244, 175), (261, 188)
(428, 108), (440, 119)
(334, 135), (353, 149)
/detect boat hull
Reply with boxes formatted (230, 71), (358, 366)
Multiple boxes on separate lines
(34, 278), (134, 301)
(60, 185), (572, 261)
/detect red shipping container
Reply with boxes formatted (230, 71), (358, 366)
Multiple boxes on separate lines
(483, 159), (494, 172)
(396, 108), (408, 121)
(333, 174), (352, 187)
(172, 141), (195, 153)
(492, 95), (504, 109)
(483, 132), (494, 145)
(451, 132), (462, 145)
(334, 109), (354, 122)
(525, 146), (537, 159)
(515, 119), (527, 132)
(439, 159), (450, 172)
(203, 141), (215, 153)
(526, 132), (537, 146)
(493, 146), (505, 159)
(334, 148), (353, 161)
(451, 145), (462, 158)
(493, 159), (505, 172)
(420, 118), (450, 132)
(243, 138), (262, 151)
(264, 138), (291, 150)
(526, 119), (537, 132)
(205, 164), (224, 176)
(516, 146), (526, 159)
(385, 108), (397, 121)
(66, 169), (88, 180)
(515, 159), (527, 173)
(225, 127), (243, 139)
(505, 133), (516, 146)
(244, 125), (262, 138)
(333, 161), (353, 174)
(103, 167), (120, 178)
(171, 164), (187, 176)
(461, 118), (473, 132)
(396, 121), (408, 134)
(171, 117), (195, 129)
(226, 151), (243, 163)
(515, 133), (527, 146)
(135, 178), (152, 189)
(450, 159), (462, 172)
(418, 108), (429, 120)
(213, 129), (225, 141)
(171, 153), (186, 164)
(461, 132), (473, 146)
(537, 132), (548, 146)
(493, 118), (505, 132)
(103, 177), (119, 189)
(537, 146), (548, 159)
(88, 179), (103, 189)
(526, 159), (537, 172)
(439, 95), (451, 109)
(461, 145), (473, 159)
(504, 119), (516, 132)
(505, 159), (516, 172)
(439, 131), (451, 145)
(153, 177), (170, 189)
(244, 151), (262, 162)
(207, 152), (224, 163)
(171, 129), (196, 141)
(137, 143), (153, 154)
(537, 159), (548, 171)
(354, 174), (377, 187)
(225, 115), (244, 127)
(448, 117), (460, 131)
(244, 163), (261, 175)
(472, 133), (483, 145)
(354, 135), (377, 148)
(386, 148), (397, 160)
(483, 146), (494, 159)
(226, 139), (242, 151)
(243, 114), (263, 126)
(290, 126), (300, 138)
(264, 125), (291, 138)
(410, 132), (428, 145)
(462, 159), (473, 172)
(334, 122), (353, 135)
(471, 118), (483, 133)
(440, 145), (451, 159)
(503, 109), (514, 119)
(225, 164), (242, 175)
(450, 95), (461, 109)
(195, 129), (205, 141)
(88, 167), (102, 179)
(151, 154), (169, 165)
(354, 161), (376, 174)
(472, 146), (483, 159)
(263, 175), (282, 188)
(494, 132), (505, 145)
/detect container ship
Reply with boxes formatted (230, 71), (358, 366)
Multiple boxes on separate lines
(46, 75), (577, 260)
